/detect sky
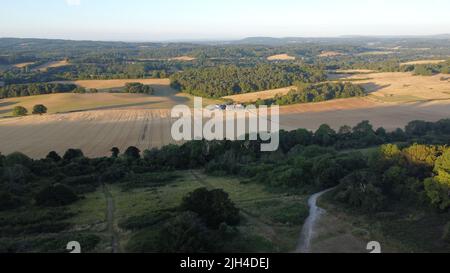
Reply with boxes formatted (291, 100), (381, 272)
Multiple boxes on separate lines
(1, 0), (450, 41)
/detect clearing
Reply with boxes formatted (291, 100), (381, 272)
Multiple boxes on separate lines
(0, 79), (196, 117)
(267, 54), (296, 61)
(400, 59), (447, 66)
(58, 78), (171, 91)
(318, 51), (344, 57)
(13, 62), (35, 68)
(68, 171), (308, 253)
(224, 86), (294, 103)
(35, 59), (70, 71)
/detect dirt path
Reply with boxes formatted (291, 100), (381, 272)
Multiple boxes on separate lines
(296, 188), (335, 253)
(102, 184), (120, 253)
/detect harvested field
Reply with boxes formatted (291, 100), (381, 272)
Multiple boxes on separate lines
(1, 72), (449, 158)
(138, 56), (196, 62)
(35, 59), (70, 71)
(168, 56), (196, 61)
(13, 62), (35, 68)
(400, 59), (446, 66)
(224, 86), (294, 103)
(357, 51), (394, 56)
(334, 69), (376, 74)
(348, 72), (450, 102)
(319, 51), (344, 57)
(267, 54), (296, 61)
(278, 98), (450, 132)
(59, 78), (170, 91)
(225, 72), (450, 103)
(0, 81), (219, 117)
(1, 97), (449, 158)
(0, 109), (178, 158)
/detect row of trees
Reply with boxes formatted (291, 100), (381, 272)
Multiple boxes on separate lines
(0, 83), (77, 99)
(260, 82), (366, 105)
(170, 64), (327, 98)
(124, 83), (155, 94)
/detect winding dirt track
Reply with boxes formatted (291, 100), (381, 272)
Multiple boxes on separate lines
(296, 188), (334, 253)
(103, 185), (120, 253)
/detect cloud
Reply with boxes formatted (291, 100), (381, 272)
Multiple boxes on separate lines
(66, 0), (81, 6)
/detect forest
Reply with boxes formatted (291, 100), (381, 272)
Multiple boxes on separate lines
(0, 83), (77, 99)
(170, 64), (327, 98)
(260, 82), (366, 105)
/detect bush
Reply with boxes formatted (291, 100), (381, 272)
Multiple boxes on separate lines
(12, 106), (28, 116)
(63, 149), (84, 161)
(0, 192), (22, 211)
(46, 151), (62, 162)
(4, 152), (32, 167)
(124, 83), (154, 94)
(32, 104), (47, 115)
(124, 146), (141, 160)
(157, 212), (214, 253)
(181, 188), (240, 228)
(35, 184), (78, 207)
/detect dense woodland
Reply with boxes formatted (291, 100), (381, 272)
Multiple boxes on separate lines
(0, 83), (77, 99)
(1, 118), (450, 252)
(260, 82), (366, 105)
(170, 64), (327, 98)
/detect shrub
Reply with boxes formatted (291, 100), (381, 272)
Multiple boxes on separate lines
(35, 184), (78, 207)
(32, 104), (47, 115)
(12, 106), (28, 116)
(63, 149), (84, 161)
(181, 188), (240, 228)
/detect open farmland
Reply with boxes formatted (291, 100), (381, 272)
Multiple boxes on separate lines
(35, 59), (70, 71)
(225, 72), (450, 103)
(224, 86), (294, 103)
(267, 54), (296, 61)
(0, 79), (203, 117)
(318, 51), (344, 57)
(348, 72), (450, 102)
(1, 72), (450, 158)
(13, 62), (35, 68)
(1, 97), (450, 158)
(400, 59), (446, 66)
(59, 78), (171, 91)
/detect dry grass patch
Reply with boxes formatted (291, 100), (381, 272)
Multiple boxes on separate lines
(319, 51), (344, 57)
(267, 54), (296, 61)
(168, 56), (196, 61)
(35, 59), (70, 71)
(348, 72), (450, 102)
(13, 62), (35, 68)
(357, 51), (394, 56)
(59, 78), (170, 91)
(335, 69), (376, 74)
(400, 59), (446, 66)
(224, 86), (294, 103)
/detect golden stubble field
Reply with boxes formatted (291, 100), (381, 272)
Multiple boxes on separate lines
(267, 54), (296, 61)
(1, 72), (450, 158)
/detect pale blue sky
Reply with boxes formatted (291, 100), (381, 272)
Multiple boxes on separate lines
(1, 0), (449, 41)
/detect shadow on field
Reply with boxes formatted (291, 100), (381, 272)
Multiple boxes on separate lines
(0, 101), (18, 115)
(362, 83), (391, 93)
(62, 100), (173, 113)
(0, 101), (18, 108)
